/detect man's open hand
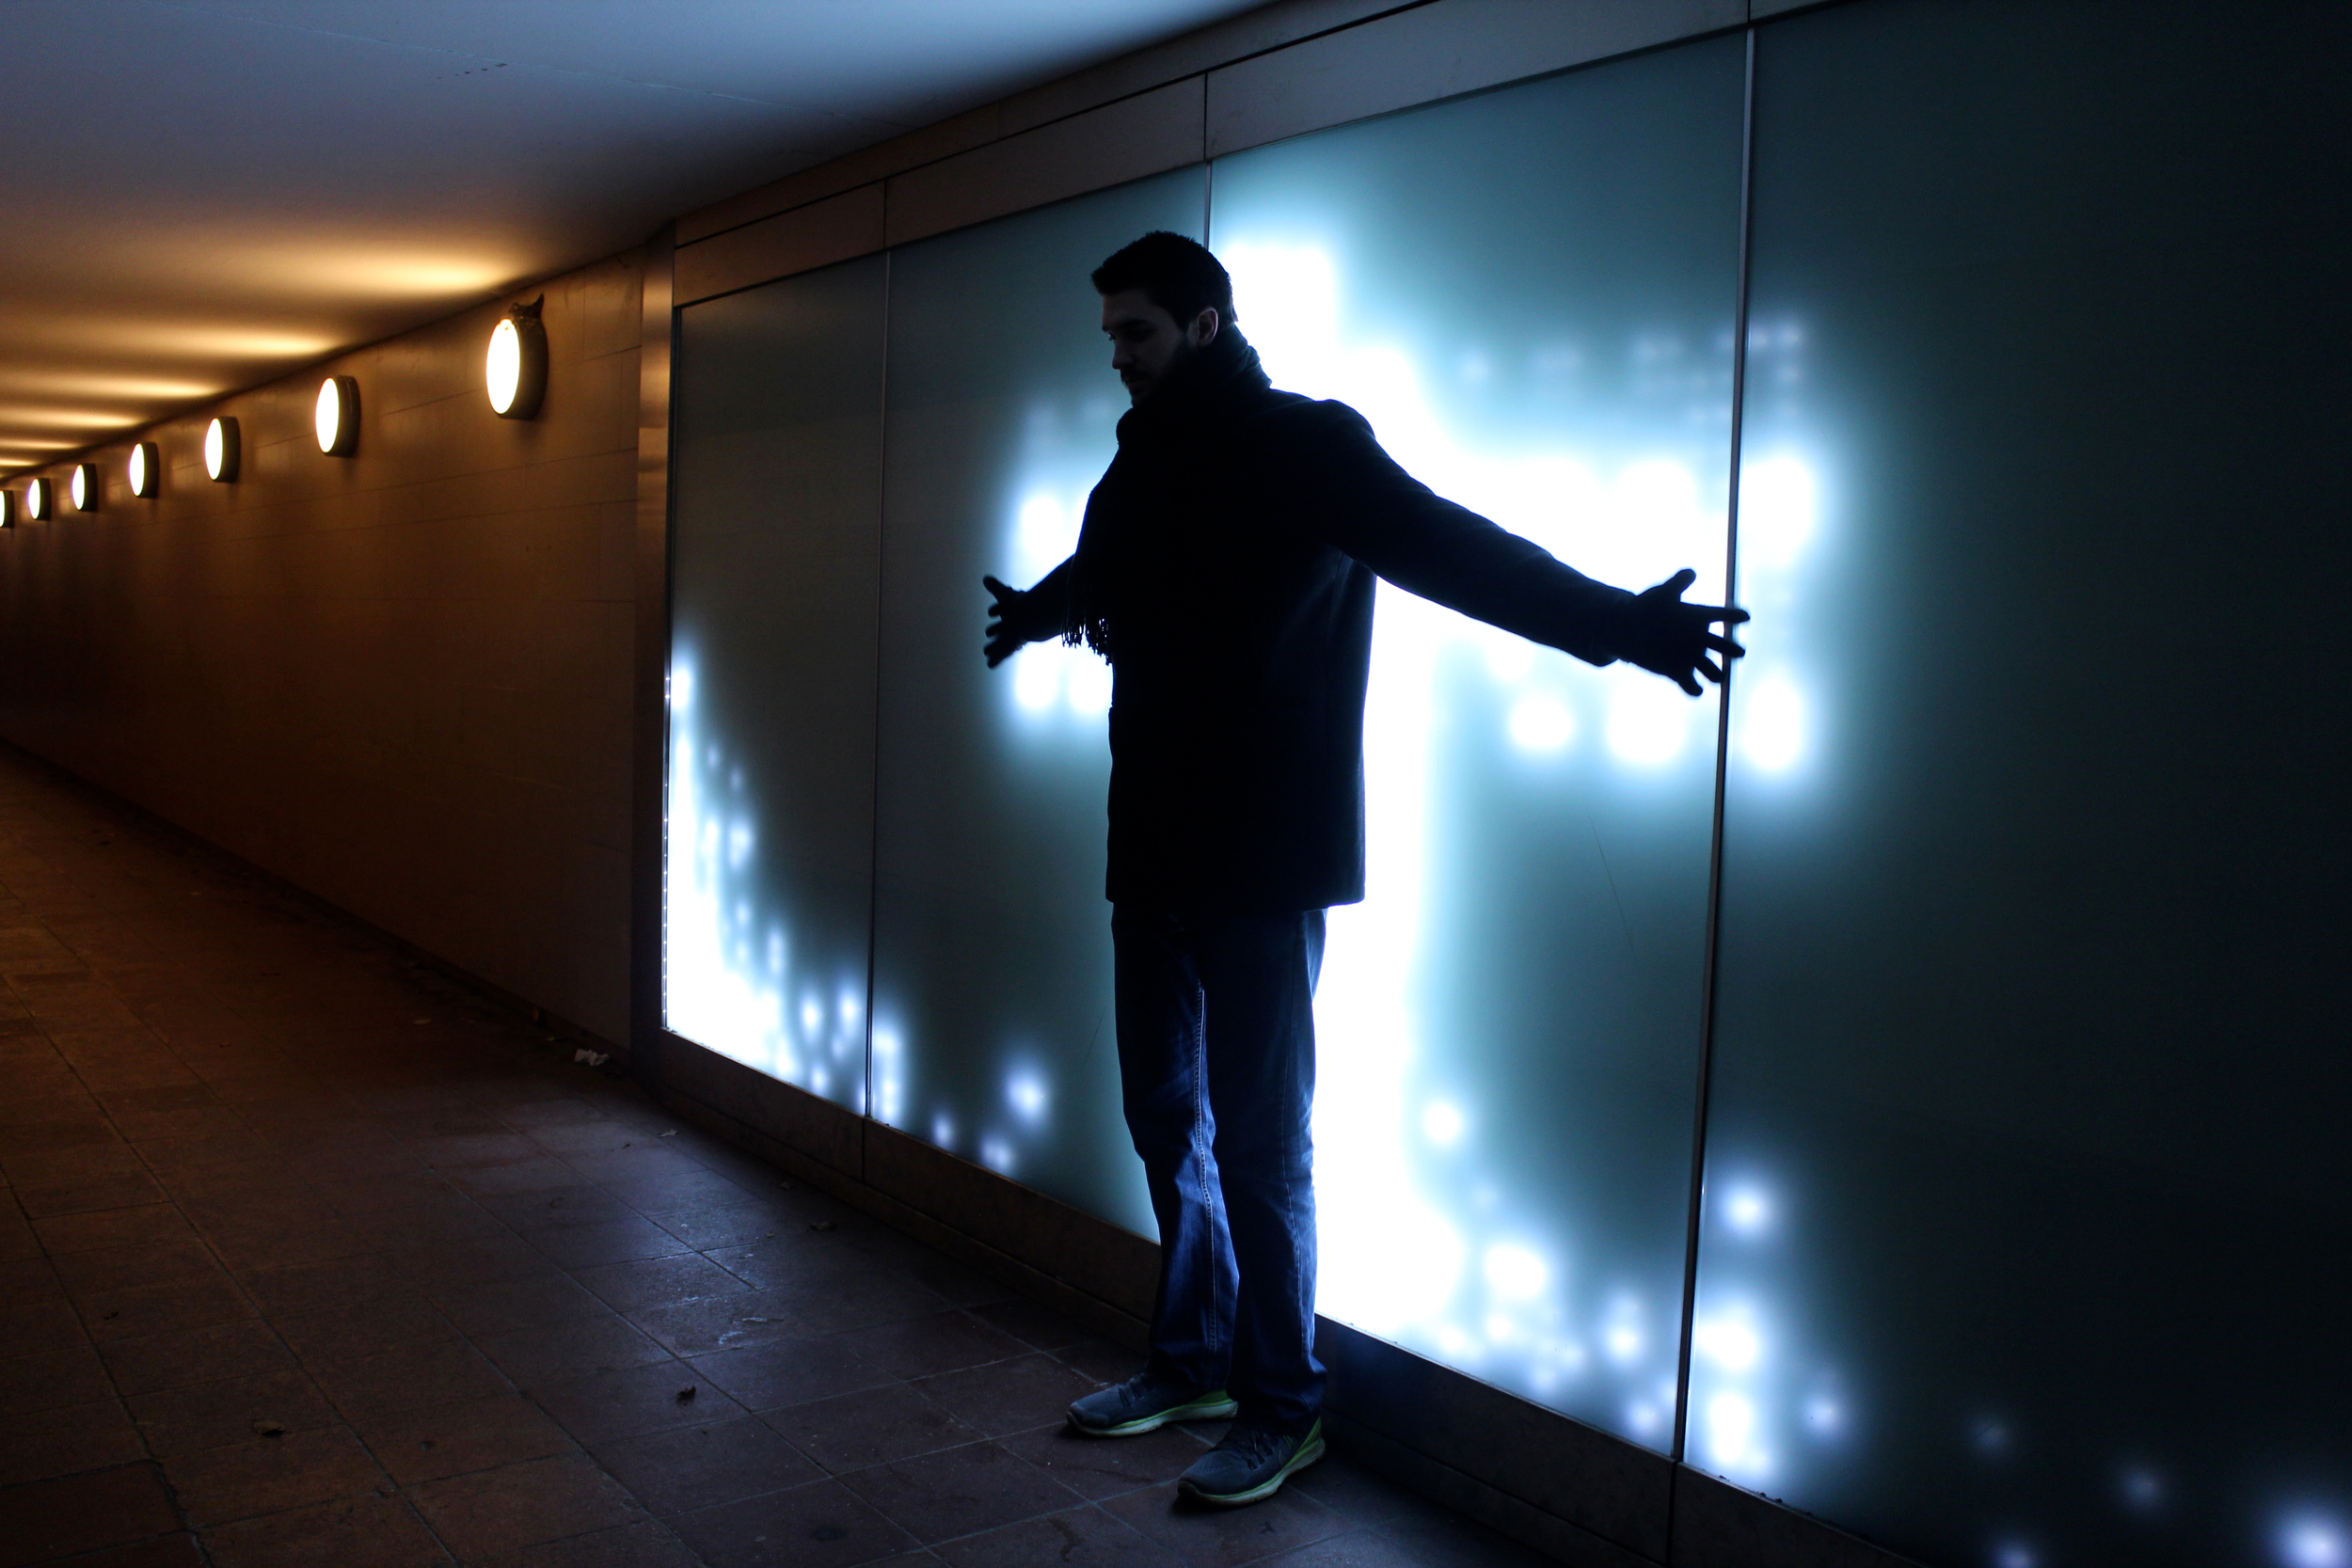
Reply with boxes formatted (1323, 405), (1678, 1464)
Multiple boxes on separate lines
(1612, 569), (1748, 696)
(983, 575), (1052, 667)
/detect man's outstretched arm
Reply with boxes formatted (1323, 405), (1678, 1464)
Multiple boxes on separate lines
(1293, 406), (1747, 694)
(982, 558), (1075, 667)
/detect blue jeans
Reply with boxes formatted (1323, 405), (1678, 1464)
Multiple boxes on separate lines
(1112, 905), (1327, 1433)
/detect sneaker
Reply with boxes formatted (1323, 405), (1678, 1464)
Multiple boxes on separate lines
(1068, 1371), (1239, 1437)
(1176, 1417), (1326, 1506)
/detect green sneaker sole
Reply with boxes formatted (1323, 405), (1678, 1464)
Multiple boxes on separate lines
(1071, 1391), (1239, 1437)
(1178, 1428), (1327, 1506)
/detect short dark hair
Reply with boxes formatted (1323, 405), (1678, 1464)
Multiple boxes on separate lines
(1091, 231), (1237, 325)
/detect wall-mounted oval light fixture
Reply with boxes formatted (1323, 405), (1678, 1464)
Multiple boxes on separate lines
(204, 416), (240, 483)
(1, 489), (16, 529)
(69, 462), (100, 512)
(24, 476), (52, 520)
(127, 442), (160, 499)
(315, 375), (358, 456)
(485, 297), (547, 420)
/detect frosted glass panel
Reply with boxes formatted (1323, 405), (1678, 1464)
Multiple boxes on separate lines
(666, 258), (885, 1109)
(870, 171), (1207, 1234)
(1700, 3), (2352, 1563)
(1210, 39), (1746, 1443)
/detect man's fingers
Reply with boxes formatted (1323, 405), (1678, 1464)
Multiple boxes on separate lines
(1662, 567), (1697, 595)
(1704, 632), (1745, 657)
(1677, 669), (1704, 697)
(982, 574), (1016, 603)
(1697, 656), (1724, 684)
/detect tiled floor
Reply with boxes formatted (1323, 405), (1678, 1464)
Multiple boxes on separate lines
(0, 750), (1549, 1567)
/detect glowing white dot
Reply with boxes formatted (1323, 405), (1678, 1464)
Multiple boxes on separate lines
(2122, 1468), (2161, 1509)
(1506, 694), (1575, 752)
(1482, 1244), (1548, 1302)
(1994, 1544), (2035, 1568)
(801, 999), (822, 1038)
(486, 318), (523, 413)
(1605, 1324), (1642, 1363)
(979, 1135), (1014, 1175)
(1804, 1395), (1842, 1434)
(1007, 1069), (1049, 1123)
(1706, 1393), (1754, 1467)
(1422, 1102), (1465, 1146)
(1012, 651), (1059, 711)
(1606, 684), (1687, 766)
(1694, 1317), (1759, 1371)
(1740, 454), (1815, 570)
(931, 1112), (955, 1149)
(2283, 1519), (2349, 1568)
(1724, 1185), (1772, 1233)
(1741, 677), (1804, 772)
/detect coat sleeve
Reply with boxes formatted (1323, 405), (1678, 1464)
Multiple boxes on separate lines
(1279, 403), (1632, 667)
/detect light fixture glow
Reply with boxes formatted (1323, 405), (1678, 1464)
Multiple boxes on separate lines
(69, 463), (98, 512)
(203, 417), (239, 483)
(315, 375), (358, 456)
(0, 489), (14, 529)
(485, 298), (547, 420)
(24, 476), (51, 519)
(127, 442), (159, 499)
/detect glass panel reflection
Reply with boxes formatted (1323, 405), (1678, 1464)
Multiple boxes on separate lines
(666, 257), (886, 1108)
(870, 170), (1208, 1234)
(1209, 38), (1746, 1442)
(1703, 2), (2352, 1562)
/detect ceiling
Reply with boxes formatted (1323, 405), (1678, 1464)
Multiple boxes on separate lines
(0, 0), (1272, 472)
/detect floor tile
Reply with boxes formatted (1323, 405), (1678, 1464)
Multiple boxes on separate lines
(97, 1319), (296, 1396)
(407, 1453), (645, 1559)
(428, 1269), (614, 1338)
(910, 1353), (1098, 1439)
(763, 1382), (982, 1475)
(311, 1337), (512, 1420)
(831, 1312), (1030, 1383)
(350, 1391), (577, 1485)
(670, 1475), (920, 1568)
(0, 1460), (180, 1564)
(0, 1395), (146, 1485)
(1102, 1480), (1348, 1567)
(40, 1532), (207, 1568)
(532, 1358), (744, 1447)
(528, 1216), (693, 1271)
(968, 1298), (1091, 1353)
(572, 1253), (754, 1314)
(200, 1490), (452, 1568)
(0, 1342), (114, 1417)
(590, 1413), (821, 1515)
(127, 1366), (337, 1455)
(161, 1423), (389, 1528)
(30, 1202), (195, 1254)
(272, 1290), (460, 1370)
(931, 1504), (1189, 1568)
(998, 1422), (1213, 1501)
(837, 1439), (1078, 1544)
(469, 1519), (704, 1568)
(627, 1286), (810, 1357)
(687, 1336), (891, 1413)
(1368, 1513), (1556, 1568)
(79, 1270), (257, 1341)
(474, 1313), (674, 1388)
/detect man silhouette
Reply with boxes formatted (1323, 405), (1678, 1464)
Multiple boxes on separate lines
(982, 232), (1744, 1506)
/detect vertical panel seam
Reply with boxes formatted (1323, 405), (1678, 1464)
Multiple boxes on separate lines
(862, 247), (894, 1187)
(1670, 22), (1758, 1500)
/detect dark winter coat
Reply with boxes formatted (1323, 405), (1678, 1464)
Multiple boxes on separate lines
(1036, 328), (1634, 911)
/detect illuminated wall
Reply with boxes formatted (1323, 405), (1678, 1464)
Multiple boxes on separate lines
(1206, 36), (1745, 1441)
(1691, 4), (2352, 1566)
(669, 257), (885, 1110)
(868, 170), (1207, 1234)
(666, 4), (2352, 1563)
